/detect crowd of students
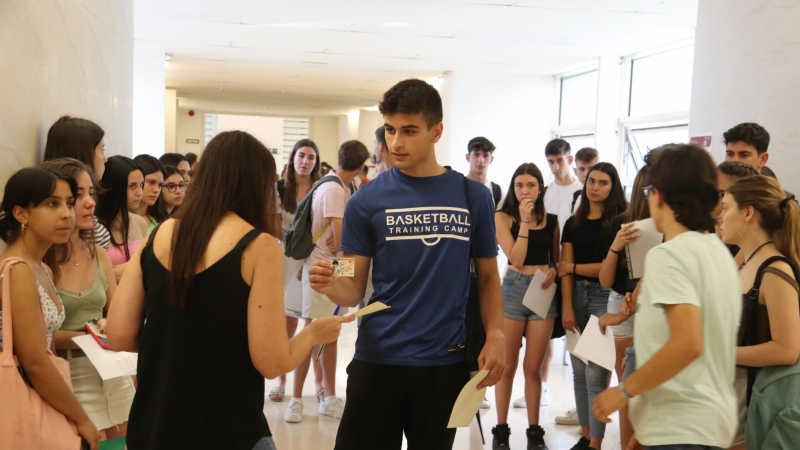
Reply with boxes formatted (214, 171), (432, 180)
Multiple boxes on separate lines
(0, 79), (798, 450)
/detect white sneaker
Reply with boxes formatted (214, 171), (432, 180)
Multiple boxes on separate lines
(555, 408), (579, 425)
(540, 383), (550, 406)
(512, 396), (527, 408)
(284, 398), (304, 423)
(480, 397), (490, 409)
(319, 396), (345, 419)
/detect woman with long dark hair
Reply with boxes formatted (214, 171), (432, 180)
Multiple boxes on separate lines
(132, 155), (167, 232)
(42, 159), (134, 441)
(159, 166), (186, 217)
(95, 156), (148, 278)
(491, 163), (558, 449)
(272, 139), (323, 405)
(107, 131), (351, 450)
(43, 115), (111, 250)
(0, 167), (101, 449)
(559, 162), (627, 450)
(598, 160), (653, 449)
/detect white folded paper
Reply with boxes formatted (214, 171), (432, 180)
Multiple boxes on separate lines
(572, 315), (616, 372)
(521, 270), (557, 318)
(72, 334), (137, 380)
(625, 218), (663, 280)
(448, 370), (489, 428)
(565, 328), (588, 365)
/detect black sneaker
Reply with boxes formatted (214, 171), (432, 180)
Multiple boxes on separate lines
(569, 436), (590, 450)
(526, 425), (548, 449)
(492, 424), (511, 449)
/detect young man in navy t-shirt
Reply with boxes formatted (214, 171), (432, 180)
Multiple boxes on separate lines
(309, 79), (505, 450)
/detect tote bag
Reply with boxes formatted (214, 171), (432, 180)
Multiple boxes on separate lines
(0, 257), (81, 449)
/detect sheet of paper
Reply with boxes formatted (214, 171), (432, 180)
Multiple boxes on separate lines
(625, 218), (663, 280)
(350, 301), (390, 318)
(448, 369), (489, 428)
(72, 334), (137, 380)
(521, 270), (557, 318)
(572, 315), (616, 372)
(565, 328), (587, 365)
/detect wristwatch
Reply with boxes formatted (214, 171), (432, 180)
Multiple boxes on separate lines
(620, 380), (634, 399)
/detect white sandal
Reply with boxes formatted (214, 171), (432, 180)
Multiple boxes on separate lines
(269, 386), (285, 402)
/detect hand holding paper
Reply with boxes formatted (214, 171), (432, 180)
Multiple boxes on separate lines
(572, 315), (616, 371)
(625, 218), (663, 280)
(350, 301), (389, 318)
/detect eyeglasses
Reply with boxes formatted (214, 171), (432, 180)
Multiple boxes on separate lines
(642, 185), (655, 197)
(161, 182), (187, 193)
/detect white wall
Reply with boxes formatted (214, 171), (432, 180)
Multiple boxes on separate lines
(176, 108), (206, 155)
(440, 71), (557, 191)
(309, 116), (340, 166)
(0, 0), (133, 186)
(164, 89), (177, 154)
(357, 110), (383, 152)
(216, 114), (284, 151)
(132, 44), (166, 158)
(690, 0), (800, 192)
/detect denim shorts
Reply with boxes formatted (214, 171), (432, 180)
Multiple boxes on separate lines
(608, 290), (634, 338)
(501, 268), (558, 321)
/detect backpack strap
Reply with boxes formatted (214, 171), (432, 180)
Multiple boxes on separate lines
(491, 182), (501, 208)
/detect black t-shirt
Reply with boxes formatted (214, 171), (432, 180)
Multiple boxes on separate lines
(609, 214), (641, 294)
(561, 216), (613, 282)
(509, 213), (558, 266)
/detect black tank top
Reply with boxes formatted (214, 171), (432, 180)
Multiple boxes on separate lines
(508, 213), (557, 266)
(127, 226), (271, 450)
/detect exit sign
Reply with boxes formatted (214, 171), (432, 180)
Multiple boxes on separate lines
(185, 139), (200, 144)
(271, 148), (279, 154)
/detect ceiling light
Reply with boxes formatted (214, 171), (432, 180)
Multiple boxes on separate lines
(365, 105), (380, 112)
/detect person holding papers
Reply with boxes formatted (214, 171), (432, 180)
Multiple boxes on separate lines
(107, 132), (351, 450)
(308, 79), (504, 450)
(492, 163), (559, 449)
(598, 157), (655, 450)
(593, 144), (740, 450)
(559, 163), (628, 450)
(43, 159), (135, 441)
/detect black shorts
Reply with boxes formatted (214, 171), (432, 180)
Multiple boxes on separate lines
(334, 359), (470, 450)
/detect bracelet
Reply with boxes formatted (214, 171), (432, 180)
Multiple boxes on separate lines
(518, 235), (529, 239)
(573, 263), (577, 274)
(520, 221), (530, 223)
(620, 380), (634, 399)
(609, 248), (621, 255)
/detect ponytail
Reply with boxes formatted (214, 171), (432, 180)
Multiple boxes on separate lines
(776, 195), (800, 267)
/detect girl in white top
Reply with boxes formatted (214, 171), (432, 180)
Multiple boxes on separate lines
(594, 144), (740, 450)
(0, 167), (101, 449)
(270, 139), (324, 409)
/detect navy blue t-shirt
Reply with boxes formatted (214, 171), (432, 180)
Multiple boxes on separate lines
(340, 167), (498, 366)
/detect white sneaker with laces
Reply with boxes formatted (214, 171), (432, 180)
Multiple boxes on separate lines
(480, 397), (490, 409)
(555, 408), (579, 425)
(540, 383), (550, 406)
(319, 396), (345, 419)
(512, 397), (527, 408)
(284, 398), (304, 423)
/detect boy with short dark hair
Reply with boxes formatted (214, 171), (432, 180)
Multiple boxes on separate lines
(466, 136), (503, 207)
(571, 147), (599, 214)
(723, 122), (770, 173)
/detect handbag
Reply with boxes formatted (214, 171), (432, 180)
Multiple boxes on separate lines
(0, 257), (82, 450)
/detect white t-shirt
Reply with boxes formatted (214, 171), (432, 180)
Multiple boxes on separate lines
(544, 178), (582, 238)
(307, 173), (350, 264)
(631, 231), (740, 448)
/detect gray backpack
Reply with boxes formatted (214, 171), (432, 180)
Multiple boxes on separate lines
(283, 175), (344, 260)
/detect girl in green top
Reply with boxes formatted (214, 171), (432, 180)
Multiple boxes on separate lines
(43, 159), (135, 441)
(132, 155), (167, 233)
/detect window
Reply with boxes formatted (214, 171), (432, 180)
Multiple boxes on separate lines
(621, 124), (689, 182)
(559, 70), (598, 127)
(559, 134), (595, 154)
(628, 46), (694, 117)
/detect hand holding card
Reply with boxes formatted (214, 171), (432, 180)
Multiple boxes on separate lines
(331, 257), (355, 277)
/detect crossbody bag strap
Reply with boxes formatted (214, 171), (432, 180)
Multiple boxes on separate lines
(0, 257), (52, 365)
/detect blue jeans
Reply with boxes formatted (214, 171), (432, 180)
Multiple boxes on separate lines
(569, 279), (611, 438)
(645, 446), (723, 450)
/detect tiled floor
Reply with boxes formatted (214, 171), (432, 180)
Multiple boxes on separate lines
(265, 323), (621, 450)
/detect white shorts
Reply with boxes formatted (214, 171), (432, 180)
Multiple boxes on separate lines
(302, 262), (348, 319)
(66, 354), (135, 430)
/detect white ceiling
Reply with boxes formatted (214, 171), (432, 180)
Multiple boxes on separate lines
(134, 0), (698, 116)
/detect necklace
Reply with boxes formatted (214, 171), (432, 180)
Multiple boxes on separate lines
(737, 241), (774, 272)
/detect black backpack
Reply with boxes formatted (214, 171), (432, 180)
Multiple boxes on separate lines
(283, 175), (344, 260)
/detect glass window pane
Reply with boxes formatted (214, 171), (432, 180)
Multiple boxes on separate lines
(560, 134), (595, 154)
(559, 71), (598, 126)
(622, 125), (689, 183)
(629, 46), (694, 117)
